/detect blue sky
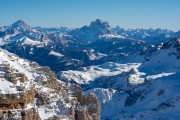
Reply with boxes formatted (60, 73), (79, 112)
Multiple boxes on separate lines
(1, 0), (180, 31)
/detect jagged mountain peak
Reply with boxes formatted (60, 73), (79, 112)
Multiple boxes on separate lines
(114, 25), (124, 32)
(173, 37), (180, 47)
(70, 19), (116, 41)
(9, 19), (30, 32)
(90, 19), (111, 28)
(115, 25), (122, 29)
(93, 19), (103, 23)
(13, 19), (26, 24)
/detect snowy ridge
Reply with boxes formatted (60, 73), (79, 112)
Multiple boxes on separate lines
(0, 48), (34, 94)
(19, 37), (41, 45)
(59, 38), (180, 119)
(0, 48), (100, 120)
(59, 62), (141, 84)
(70, 19), (116, 42)
(1, 19), (180, 120)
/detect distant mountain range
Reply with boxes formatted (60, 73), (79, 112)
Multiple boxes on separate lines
(0, 19), (179, 72)
(0, 19), (180, 120)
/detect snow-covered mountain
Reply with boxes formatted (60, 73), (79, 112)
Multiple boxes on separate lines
(7, 20), (31, 33)
(114, 26), (176, 44)
(0, 48), (100, 119)
(59, 38), (180, 119)
(0, 19), (180, 120)
(34, 26), (71, 36)
(70, 19), (116, 42)
(0, 20), (146, 72)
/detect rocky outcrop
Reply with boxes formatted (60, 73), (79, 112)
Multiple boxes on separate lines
(0, 63), (39, 120)
(74, 108), (93, 120)
(0, 49), (101, 120)
(68, 84), (100, 120)
(81, 94), (100, 120)
(0, 107), (40, 120)
(0, 89), (35, 107)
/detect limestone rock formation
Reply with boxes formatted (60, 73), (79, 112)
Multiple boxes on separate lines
(0, 48), (100, 120)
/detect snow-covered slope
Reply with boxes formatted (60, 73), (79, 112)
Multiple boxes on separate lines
(59, 38), (180, 120)
(59, 62), (141, 84)
(49, 50), (64, 57)
(0, 19), (178, 73)
(1, 19), (180, 120)
(113, 26), (177, 44)
(7, 19), (31, 33)
(0, 48), (100, 120)
(70, 19), (116, 42)
(18, 37), (41, 45)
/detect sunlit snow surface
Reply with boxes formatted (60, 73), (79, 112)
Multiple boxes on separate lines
(0, 49), (71, 119)
(49, 50), (64, 57)
(0, 49), (34, 94)
(59, 62), (141, 84)
(59, 44), (180, 119)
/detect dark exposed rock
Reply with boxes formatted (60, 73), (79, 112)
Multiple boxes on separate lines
(125, 91), (141, 106)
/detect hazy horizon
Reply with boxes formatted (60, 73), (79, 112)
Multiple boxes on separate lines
(1, 0), (180, 31)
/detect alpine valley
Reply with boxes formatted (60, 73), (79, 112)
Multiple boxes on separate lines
(0, 19), (180, 120)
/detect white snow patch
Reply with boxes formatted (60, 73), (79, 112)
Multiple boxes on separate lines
(49, 51), (64, 57)
(19, 37), (40, 45)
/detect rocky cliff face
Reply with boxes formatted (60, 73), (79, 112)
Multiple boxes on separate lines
(70, 19), (115, 42)
(0, 48), (100, 120)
